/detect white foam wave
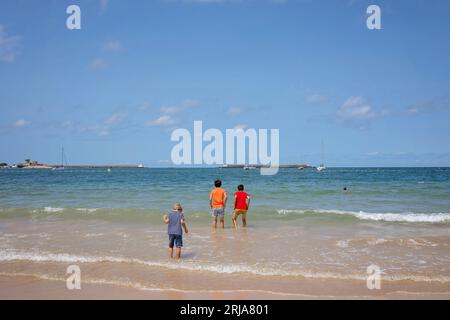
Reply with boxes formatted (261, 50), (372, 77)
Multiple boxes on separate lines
(277, 209), (450, 223)
(43, 207), (64, 213)
(76, 208), (99, 213)
(335, 238), (438, 248)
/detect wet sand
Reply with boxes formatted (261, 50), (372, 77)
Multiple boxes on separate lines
(1, 271), (449, 300)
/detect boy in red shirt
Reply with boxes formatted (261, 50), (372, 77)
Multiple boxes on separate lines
(233, 184), (251, 229)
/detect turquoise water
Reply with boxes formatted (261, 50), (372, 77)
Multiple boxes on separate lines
(1, 167), (449, 223)
(1, 167), (449, 290)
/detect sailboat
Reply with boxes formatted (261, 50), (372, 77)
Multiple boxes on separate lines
(316, 140), (326, 172)
(52, 147), (67, 170)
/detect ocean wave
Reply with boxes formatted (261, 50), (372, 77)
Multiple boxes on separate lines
(335, 237), (438, 248)
(1, 207), (450, 223)
(1, 250), (449, 283)
(43, 207), (64, 213)
(277, 209), (450, 223)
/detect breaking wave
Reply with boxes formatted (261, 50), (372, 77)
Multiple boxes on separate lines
(277, 209), (450, 223)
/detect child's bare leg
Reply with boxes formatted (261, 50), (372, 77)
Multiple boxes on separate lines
(242, 214), (247, 227)
(220, 217), (225, 229)
(232, 212), (238, 229)
(176, 248), (182, 259)
(212, 216), (217, 228)
(168, 247), (174, 258)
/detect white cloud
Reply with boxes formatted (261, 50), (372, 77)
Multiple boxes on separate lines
(13, 119), (30, 128)
(405, 98), (450, 115)
(407, 107), (419, 114)
(146, 115), (177, 127)
(62, 121), (73, 128)
(147, 99), (199, 127)
(337, 96), (377, 120)
(103, 40), (122, 52)
(233, 124), (247, 131)
(305, 94), (327, 105)
(88, 58), (107, 70)
(104, 113), (126, 125)
(181, 99), (199, 108)
(62, 113), (126, 136)
(160, 106), (181, 115)
(0, 25), (21, 63)
(227, 107), (241, 116)
(138, 102), (152, 111)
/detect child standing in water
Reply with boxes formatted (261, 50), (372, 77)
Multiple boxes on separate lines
(209, 179), (227, 229)
(163, 203), (188, 259)
(233, 184), (251, 229)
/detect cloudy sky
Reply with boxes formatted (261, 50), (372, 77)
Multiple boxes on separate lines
(0, 0), (449, 166)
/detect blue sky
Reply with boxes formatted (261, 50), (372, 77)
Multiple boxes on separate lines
(0, 0), (449, 167)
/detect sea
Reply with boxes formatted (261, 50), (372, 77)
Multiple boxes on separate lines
(0, 167), (449, 297)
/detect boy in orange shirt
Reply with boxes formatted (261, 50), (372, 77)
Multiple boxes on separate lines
(209, 179), (227, 229)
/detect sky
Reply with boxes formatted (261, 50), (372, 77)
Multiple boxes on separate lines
(0, 0), (449, 167)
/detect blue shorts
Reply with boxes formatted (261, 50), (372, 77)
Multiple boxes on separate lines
(168, 234), (183, 248)
(212, 208), (225, 218)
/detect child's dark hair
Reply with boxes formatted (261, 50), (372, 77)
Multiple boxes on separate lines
(214, 179), (222, 188)
(238, 184), (244, 191)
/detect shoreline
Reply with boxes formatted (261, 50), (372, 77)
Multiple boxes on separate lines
(1, 274), (449, 300)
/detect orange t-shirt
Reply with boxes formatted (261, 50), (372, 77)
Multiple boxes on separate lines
(210, 188), (226, 208)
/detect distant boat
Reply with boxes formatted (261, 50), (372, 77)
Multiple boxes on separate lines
(316, 140), (326, 172)
(53, 147), (67, 170)
(243, 165), (257, 170)
(107, 168), (111, 172)
(138, 164), (144, 168)
(316, 164), (326, 172)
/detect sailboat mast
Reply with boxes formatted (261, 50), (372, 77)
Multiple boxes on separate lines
(321, 140), (324, 165)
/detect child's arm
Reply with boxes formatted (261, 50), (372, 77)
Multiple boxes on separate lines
(247, 196), (251, 209)
(223, 192), (228, 208)
(163, 214), (169, 224)
(234, 194), (237, 210)
(181, 219), (188, 234)
(209, 192), (213, 209)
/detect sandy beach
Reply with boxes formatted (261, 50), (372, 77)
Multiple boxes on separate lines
(1, 273), (449, 300)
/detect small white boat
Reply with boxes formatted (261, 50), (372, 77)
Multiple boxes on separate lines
(243, 165), (257, 170)
(107, 168), (111, 172)
(316, 140), (326, 172)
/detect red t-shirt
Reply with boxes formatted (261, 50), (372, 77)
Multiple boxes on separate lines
(235, 191), (249, 210)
